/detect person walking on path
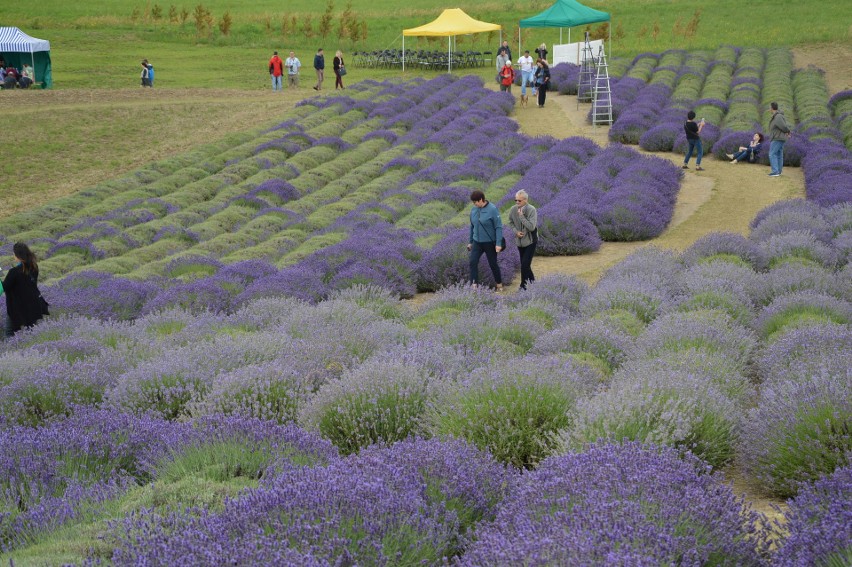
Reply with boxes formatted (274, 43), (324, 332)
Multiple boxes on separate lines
(1, 242), (47, 338)
(499, 60), (515, 94)
(140, 61), (151, 87)
(333, 50), (345, 90)
(497, 40), (512, 65)
(768, 101), (792, 177)
(683, 111), (705, 171)
(313, 48), (325, 91)
(534, 60), (551, 107)
(467, 190), (505, 292)
(518, 50), (534, 107)
(508, 190), (538, 290)
(269, 51), (284, 92)
(285, 51), (301, 88)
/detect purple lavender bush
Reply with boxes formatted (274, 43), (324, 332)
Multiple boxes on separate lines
(754, 290), (852, 340)
(740, 369), (851, 498)
(109, 455), (459, 565)
(416, 228), (519, 292)
(756, 323), (851, 384)
(681, 232), (768, 270)
(773, 464), (852, 567)
(533, 206), (602, 255)
(632, 310), (759, 374)
(427, 355), (601, 469)
(532, 319), (633, 376)
(299, 361), (440, 455)
(568, 367), (743, 469)
(460, 442), (769, 566)
(44, 271), (159, 321)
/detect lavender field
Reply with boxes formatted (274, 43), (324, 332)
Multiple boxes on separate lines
(1, 53), (851, 565)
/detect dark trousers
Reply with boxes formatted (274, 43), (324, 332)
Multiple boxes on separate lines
(469, 241), (502, 285)
(335, 69), (343, 89)
(518, 242), (536, 289)
(538, 86), (547, 106)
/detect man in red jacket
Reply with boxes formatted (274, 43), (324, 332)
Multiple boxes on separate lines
(269, 51), (284, 92)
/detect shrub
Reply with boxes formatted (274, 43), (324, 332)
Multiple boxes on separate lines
(681, 232), (768, 270)
(568, 368), (742, 469)
(532, 319), (633, 376)
(427, 355), (601, 468)
(755, 291), (852, 340)
(773, 464), (852, 567)
(533, 207), (602, 255)
(461, 443), (769, 566)
(632, 310), (758, 374)
(740, 370), (851, 498)
(580, 274), (672, 324)
(299, 361), (438, 455)
(757, 323), (852, 384)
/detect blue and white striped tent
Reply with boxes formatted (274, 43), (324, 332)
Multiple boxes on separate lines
(0, 27), (52, 88)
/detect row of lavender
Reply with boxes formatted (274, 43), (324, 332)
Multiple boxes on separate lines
(0, 76), (681, 304)
(1, 197), (849, 564)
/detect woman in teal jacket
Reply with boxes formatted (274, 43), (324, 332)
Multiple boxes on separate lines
(467, 190), (504, 291)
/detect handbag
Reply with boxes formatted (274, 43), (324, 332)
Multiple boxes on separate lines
(339, 65), (347, 76)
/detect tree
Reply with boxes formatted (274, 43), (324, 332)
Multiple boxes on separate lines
(319, 0), (334, 40)
(219, 11), (232, 35)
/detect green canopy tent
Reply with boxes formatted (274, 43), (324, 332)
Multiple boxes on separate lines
(518, 0), (610, 61)
(0, 27), (52, 88)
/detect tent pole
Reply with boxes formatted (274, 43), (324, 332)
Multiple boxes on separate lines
(608, 22), (612, 58)
(448, 36), (451, 73)
(402, 36), (405, 72)
(560, 28), (563, 44)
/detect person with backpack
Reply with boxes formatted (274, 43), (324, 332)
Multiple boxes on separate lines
(499, 60), (515, 94)
(1, 242), (48, 338)
(269, 51), (284, 92)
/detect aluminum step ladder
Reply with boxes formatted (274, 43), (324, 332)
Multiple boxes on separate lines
(577, 32), (595, 108)
(591, 45), (613, 126)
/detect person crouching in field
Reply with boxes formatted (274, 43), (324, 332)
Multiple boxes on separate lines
(508, 190), (538, 290)
(467, 190), (504, 292)
(1, 242), (47, 338)
(727, 132), (764, 164)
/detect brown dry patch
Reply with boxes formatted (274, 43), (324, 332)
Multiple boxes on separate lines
(792, 43), (852, 95)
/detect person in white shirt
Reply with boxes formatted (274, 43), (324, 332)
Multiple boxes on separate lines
(518, 50), (534, 107)
(285, 51), (301, 88)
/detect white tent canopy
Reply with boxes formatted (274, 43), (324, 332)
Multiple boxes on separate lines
(0, 27), (50, 53)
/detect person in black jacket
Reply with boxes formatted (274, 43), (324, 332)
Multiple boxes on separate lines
(2, 242), (46, 338)
(313, 48), (325, 91)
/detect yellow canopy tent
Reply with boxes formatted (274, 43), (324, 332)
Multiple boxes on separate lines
(403, 8), (502, 72)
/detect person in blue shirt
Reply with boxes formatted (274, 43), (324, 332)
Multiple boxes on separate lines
(467, 190), (504, 292)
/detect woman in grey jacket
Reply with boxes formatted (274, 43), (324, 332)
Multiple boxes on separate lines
(508, 190), (538, 290)
(468, 190), (504, 291)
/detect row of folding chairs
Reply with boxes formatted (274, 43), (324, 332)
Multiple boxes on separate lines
(351, 50), (492, 70)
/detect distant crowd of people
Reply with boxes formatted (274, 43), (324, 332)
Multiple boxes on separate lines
(0, 58), (35, 89)
(267, 48), (346, 92)
(495, 41), (551, 107)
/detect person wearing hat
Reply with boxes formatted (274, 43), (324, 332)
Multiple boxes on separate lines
(499, 59), (515, 94)
(269, 51), (284, 92)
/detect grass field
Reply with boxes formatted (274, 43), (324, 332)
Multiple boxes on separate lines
(1, 0), (850, 88)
